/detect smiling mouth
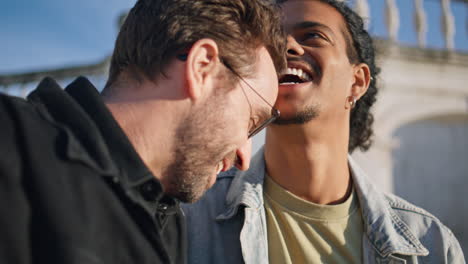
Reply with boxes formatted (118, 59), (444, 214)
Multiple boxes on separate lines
(279, 67), (313, 85)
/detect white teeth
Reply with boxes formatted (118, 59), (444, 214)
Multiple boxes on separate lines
(297, 69), (303, 77)
(282, 67), (312, 82)
(302, 71), (312, 82)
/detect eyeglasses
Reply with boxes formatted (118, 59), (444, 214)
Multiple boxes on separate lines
(177, 54), (280, 138)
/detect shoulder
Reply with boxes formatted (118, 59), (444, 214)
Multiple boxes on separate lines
(0, 93), (34, 128)
(0, 93), (43, 163)
(0, 90), (64, 153)
(0, 94), (28, 182)
(0, 93), (20, 137)
(0, 91), (44, 120)
(0, 90), (58, 140)
(384, 193), (464, 261)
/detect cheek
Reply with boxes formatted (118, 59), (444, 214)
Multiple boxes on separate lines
(218, 99), (250, 145)
(265, 80), (279, 105)
(322, 58), (354, 88)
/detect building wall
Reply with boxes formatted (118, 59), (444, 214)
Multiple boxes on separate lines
(392, 116), (468, 254)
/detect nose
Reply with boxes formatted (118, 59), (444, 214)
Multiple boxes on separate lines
(286, 35), (305, 57)
(235, 138), (252, 171)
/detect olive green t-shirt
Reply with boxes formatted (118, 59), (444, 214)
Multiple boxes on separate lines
(263, 175), (363, 264)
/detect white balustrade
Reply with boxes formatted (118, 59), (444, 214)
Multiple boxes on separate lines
(441, 0), (456, 50)
(348, 0), (463, 51)
(355, 0), (370, 29)
(413, 0), (427, 48)
(385, 0), (400, 42)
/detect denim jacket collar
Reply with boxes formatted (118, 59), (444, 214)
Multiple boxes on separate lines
(215, 148), (267, 221)
(217, 147), (429, 258)
(348, 157), (429, 258)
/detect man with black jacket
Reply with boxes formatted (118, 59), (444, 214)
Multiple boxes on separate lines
(0, 0), (286, 263)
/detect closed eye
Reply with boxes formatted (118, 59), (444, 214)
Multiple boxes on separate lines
(302, 31), (329, 43)
(304, 32), (322, 39)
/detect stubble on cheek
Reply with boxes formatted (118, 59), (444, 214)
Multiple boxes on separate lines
(162, 96), (232, 203)
(274, 104), (320, 125)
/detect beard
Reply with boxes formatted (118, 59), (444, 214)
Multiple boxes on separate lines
(274, 104), (320, 125)
(162, 95), (231, 203)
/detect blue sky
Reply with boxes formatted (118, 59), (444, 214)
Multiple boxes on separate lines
(1, 0), (467, 74)
(1, 0), (136, 73)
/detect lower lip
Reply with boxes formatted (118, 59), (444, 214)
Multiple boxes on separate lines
(279, 81), (312, 93)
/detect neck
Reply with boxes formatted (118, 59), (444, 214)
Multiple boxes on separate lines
(264, 120), (351, 205)
(103, 92), (185, 184)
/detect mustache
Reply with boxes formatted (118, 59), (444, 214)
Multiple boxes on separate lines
(287, 57), (322, 79)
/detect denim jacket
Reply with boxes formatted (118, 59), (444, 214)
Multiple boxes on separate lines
(182, 148), (465, 264)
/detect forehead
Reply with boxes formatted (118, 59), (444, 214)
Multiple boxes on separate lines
(247, 46), (278, 103)
(281, 0), (347, 37)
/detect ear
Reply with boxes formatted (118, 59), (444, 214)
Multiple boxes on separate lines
(185, 39), (220, 101)
(350, 63), (371, 100)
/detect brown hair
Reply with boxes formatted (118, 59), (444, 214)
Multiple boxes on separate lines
(105, 0), (287, 89)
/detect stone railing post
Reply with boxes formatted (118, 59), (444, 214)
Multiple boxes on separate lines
(441, 0), (455, 50)
(385, 0), (400, 42)
(413, 0), (427, 48)
(355, 0), (370, 29)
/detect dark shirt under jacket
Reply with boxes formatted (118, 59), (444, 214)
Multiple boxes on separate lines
(0, 77), (186, 264)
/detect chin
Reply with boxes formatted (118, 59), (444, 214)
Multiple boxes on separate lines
(273, 107), (319, 125)
(171, 189), (202, 204)
(274, 104), (300, 116)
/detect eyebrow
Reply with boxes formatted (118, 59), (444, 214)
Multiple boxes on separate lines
(293, 21), (333, 32)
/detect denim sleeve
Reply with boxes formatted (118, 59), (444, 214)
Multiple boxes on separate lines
(447, 232), (466, 264)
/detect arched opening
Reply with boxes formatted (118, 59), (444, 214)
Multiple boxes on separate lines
(392, 114), (468, 253)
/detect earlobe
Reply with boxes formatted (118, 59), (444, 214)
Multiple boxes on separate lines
(184, 39), (220, 102)
(351, 63), (371, 100)
(345, 95), (357, 110)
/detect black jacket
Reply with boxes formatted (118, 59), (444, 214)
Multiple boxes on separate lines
(0, 77), (186, 264)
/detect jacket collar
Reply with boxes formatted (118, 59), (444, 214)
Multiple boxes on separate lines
(28, 77), (119, 176)
(219, 147), (429, 257)
(348, 157), (428, 258)
(64, 77), (155, 187)
(215, 149), (266, 220)
(28, 77), (167, 213)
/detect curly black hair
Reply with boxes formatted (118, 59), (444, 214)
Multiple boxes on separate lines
(277, 0), (380, 153)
